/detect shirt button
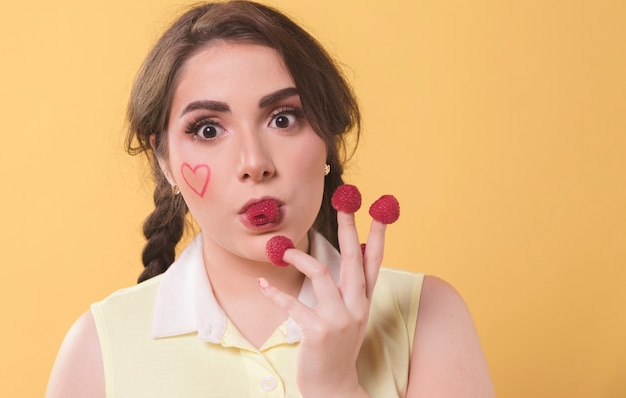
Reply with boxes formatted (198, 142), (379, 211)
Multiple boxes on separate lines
(260, 375), (278, 391)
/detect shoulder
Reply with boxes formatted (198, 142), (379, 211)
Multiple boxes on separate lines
(406, 275), (495, 397)
(376, 267), (424, 296)
(45, 278), (162, 398)
(419, 275), (466, 316)
(373, 268), (424, 318)
(91, 275), (163, 322)
(95, 274), (162, 306)
(46, 311), (105, 398)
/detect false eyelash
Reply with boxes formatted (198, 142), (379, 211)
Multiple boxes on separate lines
(184, 115), (222, 135)
(270, 106), (306, 120)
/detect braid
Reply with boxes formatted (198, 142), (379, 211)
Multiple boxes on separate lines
(137, 169), (188, 283)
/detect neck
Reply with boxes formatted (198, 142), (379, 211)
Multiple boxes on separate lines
(199, 233), (309, 348)
(199, 231), (310, 307)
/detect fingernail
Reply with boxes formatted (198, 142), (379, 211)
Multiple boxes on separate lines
(257, 277), (269, 289)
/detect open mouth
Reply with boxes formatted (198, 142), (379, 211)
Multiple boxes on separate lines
(245, 199), (280, 226)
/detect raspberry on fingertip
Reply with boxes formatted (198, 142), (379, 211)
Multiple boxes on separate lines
(331, 184), (362, 213)
(266, 235), (295, 267)
(369, 195), (400, 224)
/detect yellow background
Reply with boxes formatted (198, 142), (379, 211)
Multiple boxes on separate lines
(1, 0), (624, 396)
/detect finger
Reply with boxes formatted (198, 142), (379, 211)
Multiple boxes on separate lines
(336, 210), (367, 305)
(363, 219), (387, 298)
(282, 249), (344, 308)
(257, 277), (317, 323)
(337, 211), (362, 259)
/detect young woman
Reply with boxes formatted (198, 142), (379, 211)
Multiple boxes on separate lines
(46, 1), (495, 397)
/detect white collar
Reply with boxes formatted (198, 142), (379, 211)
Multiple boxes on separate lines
(151, 230), (341, 344)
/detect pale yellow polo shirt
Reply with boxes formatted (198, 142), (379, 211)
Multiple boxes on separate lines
(92, 231), (424, 397)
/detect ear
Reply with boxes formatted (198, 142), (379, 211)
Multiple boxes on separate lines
(150, 134), (176, 186)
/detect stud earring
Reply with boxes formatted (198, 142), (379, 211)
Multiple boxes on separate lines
(171, 184), (181, 195)
(324, 164), (331, 176)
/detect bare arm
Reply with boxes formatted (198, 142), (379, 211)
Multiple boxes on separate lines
(46, 311), (106, 398)
(406, 276), (495, 397)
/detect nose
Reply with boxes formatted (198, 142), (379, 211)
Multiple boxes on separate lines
(237, 133), (276, 182)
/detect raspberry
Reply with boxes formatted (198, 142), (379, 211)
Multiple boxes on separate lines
(266, 235), (295, 267)
(246, 199), (280, 225)
(369, 195), (400, 224)
(331, 184), (362, 213)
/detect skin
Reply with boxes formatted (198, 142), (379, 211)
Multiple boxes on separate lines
(159, 42), (329, 347)
(180, 162), (210, 197)
(46, 42), (495, 398)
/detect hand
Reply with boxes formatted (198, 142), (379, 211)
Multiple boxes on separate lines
(259, 210), (388, 398)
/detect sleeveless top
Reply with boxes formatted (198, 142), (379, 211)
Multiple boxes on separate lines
(92, 231), (424, 397)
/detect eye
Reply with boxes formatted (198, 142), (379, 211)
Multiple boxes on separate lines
(268, 107), (305, 130)
(269, 113), (296, 129)
(185, 117), (226, 141)
(196, 124), (223, 140)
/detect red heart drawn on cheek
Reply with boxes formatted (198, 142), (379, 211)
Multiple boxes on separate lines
(181, 162), (211, 198)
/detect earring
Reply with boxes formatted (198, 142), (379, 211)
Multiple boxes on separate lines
(324, 164), (331, 176)
(171, 184), (181, 195)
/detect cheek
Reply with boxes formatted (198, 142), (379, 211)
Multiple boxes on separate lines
(282, 132), (326, 169)
(299, 137), (327, 178)
(180, 162), (211, 198)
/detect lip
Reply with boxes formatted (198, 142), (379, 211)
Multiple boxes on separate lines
(238, 196), (284, 214)
(238, 196), (284, 230)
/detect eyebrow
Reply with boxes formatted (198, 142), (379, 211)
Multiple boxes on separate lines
(179, 87), (299, 118)
(180, 100), (230, 117)
(258, 87), (299, 108)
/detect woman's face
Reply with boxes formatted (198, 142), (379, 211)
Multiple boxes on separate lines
(160, 41), (327, 263)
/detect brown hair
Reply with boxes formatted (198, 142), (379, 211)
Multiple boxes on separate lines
(126, 0), (361, 283)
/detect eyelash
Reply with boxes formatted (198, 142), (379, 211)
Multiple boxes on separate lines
(184, 115), (223, 141)
(183, 105), (307, 141)
(269, 106), (306, 126)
